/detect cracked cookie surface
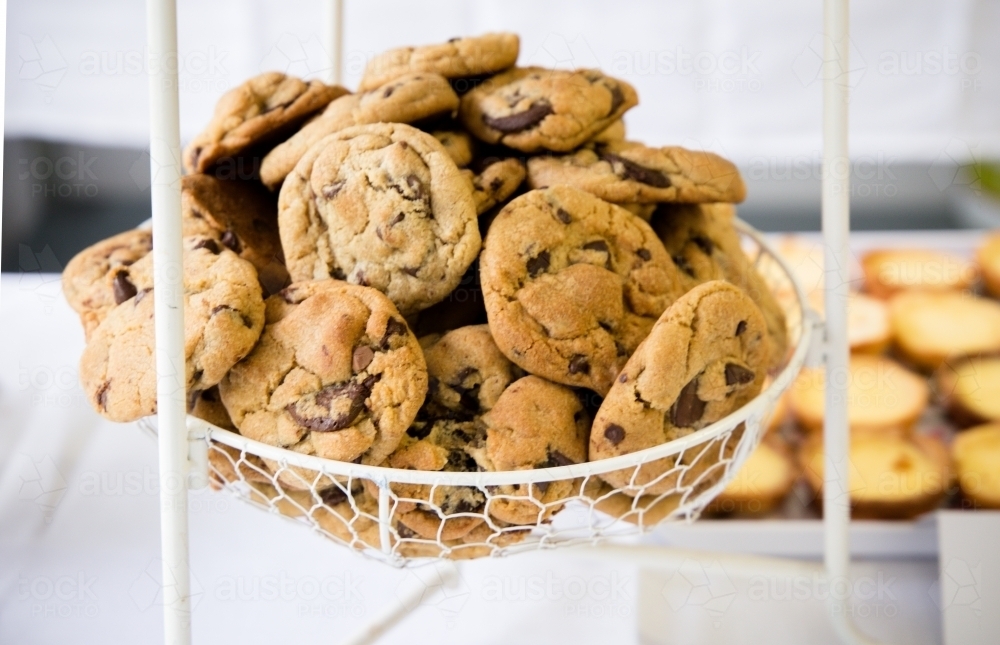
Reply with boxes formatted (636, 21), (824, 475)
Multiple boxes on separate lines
(261, 73), (460, 189)
(359, 32), (519, 92)
(183, 72), (347, 174)
(219, 279), (427, 467)
(62, 229), (153, 339)
(527, 142), (746, 204)
(590, 281), (770, 494)
(180, 174), (289, 296)
(480, 185), (685, 394)
(277, 122), (480, 316)
(651, 203), (787, 365)
(459, 67), (637, 153)
(79, 236), (266, 422)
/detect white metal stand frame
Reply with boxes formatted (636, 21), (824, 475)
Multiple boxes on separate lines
(144, 0), (882, 643)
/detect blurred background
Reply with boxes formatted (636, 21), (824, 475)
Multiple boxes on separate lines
(4, 0), (1000, 272)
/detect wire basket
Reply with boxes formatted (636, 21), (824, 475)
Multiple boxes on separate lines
(140, 219), (812, 566)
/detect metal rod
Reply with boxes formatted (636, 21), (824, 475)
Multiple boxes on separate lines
(822, 2), (881, 644)
(147, 0), (191, 642)
(325, 0), (344, 85)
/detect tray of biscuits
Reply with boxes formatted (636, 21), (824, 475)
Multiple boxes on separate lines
(680, 229), (1000, 556)
(62, 32), (818, 564)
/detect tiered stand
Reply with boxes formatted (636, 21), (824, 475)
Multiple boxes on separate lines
(144, 0), (881, 643)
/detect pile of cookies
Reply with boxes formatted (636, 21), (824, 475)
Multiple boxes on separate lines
(712, 235), (1000, 518)
(64, 32), (789, 552)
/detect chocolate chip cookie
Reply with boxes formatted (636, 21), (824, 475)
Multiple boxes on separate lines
(277, 122), (480, 316)
(261, 73), (460, 189)
(358, 32), (520, 92)
(590, 281), (770, 495)
(62, 229), (153, 339)
(218, 279), (427, 469)
(480, 186), (686, 394)
(183, 72), (347, 174)
(461, 157), (526, 214)
(651, 203), (788, 365)
(459, 67), (638, 153)
(180, 174), (289, 296)
(79, 236), (266, 422)
(478, 375), (589, 525)
(527, 142), (746, 204)
(431, 128), (474, 167)
(590, 119), (626, 144)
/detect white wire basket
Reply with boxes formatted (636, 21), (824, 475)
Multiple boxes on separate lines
(140, 219), (813, 567)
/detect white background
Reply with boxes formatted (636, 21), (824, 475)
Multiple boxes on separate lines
(5, 0), (1000, 164)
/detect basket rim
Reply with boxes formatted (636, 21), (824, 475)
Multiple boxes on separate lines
(179, 219), (815, 488)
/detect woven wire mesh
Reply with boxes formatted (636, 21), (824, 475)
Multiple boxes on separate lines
(141, 220), (810, 566)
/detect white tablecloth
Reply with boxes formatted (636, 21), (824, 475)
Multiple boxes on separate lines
(0, 268), (945, 645)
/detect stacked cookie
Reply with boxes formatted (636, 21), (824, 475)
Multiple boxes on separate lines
(65, 32), (786, 550)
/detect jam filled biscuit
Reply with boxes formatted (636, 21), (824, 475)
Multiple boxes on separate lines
(528, 143), (746, 204)
(788, 355), (928, 435)
(80, 236), (266, 422)
(219, 280), (428, 470)
(183, 72), (347, 174)
(460, 67), (637, 153)
(278, 123), (480, 316)
(261, 73), (460, 189)
(590, 281), (770, 495)
(480, 186), (685, 394)
(180, 173), (289, 295)
(358, 32), (520, 92)
(800, 432), (951, 519)
(935, 355), (1000, 427)
(889, 291), (1000, 370)
(952, 423), (1000, 509)
(861, 248), (976, 298)
(62, 229), (153, 339)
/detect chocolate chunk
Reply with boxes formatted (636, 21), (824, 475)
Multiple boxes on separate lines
(380, 318), (408, 348)
(389, 212), (405, 226)
(135, 288), (151, 304)
(447, 449), (479, 473)
(636, 248), (652, 261)
(583, 240), (609, 253)
(735, 320), (747, 336)
(546, 450), (575, 467)
(216, 232), (239, 255)
(193, 238), (221, 254)
(618, 373), (628, 383)
(352, 346), (375, 372)
(526, 250), (550, 277)
(450, 498), (481, 514)
(692, 235), (714, 255)
(568, 355), (590, 375)
(614, 341), (628, 357)
(608, 84), (625, 115)
(402, 266), (419, 276)
(407, 422), (432, 440)
(535, 481), (551, 494)
(483, 102), (554, 133)
(321, 486), (348, 506)
(286, 376), (376, 433)
(383, 85), (395, 98)
(725, 363), (755, 386)
(673, 254), (696, 278)
(599, 151), (671, 188)
(453, 366), (478, 383)
(354, 270), (369, 287)
(670, 378), (706, 427)
(322, 181), (345, 199)
(555, 208), (572, 224)
(604, 423), (626, 445)
(113, 271), (137, 304)
(403, 174), (426, 202)
(96, 381), (110, 411)
(211, 304), (253, 328)
(396, 523), (417, 539)
(191, 369), (203, 384)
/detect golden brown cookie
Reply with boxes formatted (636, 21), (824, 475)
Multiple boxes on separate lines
(183, 72), (347, 174)
(480, 186), (685, 394)
(788, 355), (928, 435)
(219, 280), (428, 473)
(889, 291), (1000, 370)
(861, 248), (977, 298)
(708, 435), (797, 516)
(528, 142), (746, 204)
(952, 423), (1000, 509)
(260, 73), (460, 189)
(460, 67), (637, 153)
(590, 281), (770, 495)
(935, 355), (1000, 427)
(977, 232), (1000, 298)
(277, 123), (480, 315)
(800, 432), (951, 519)
(461, 157), (526, 215)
